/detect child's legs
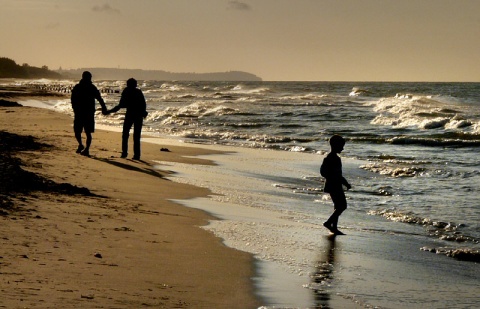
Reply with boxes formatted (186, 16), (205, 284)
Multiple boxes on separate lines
(326, 191), (347, 229)
(327, 208), (345, 229)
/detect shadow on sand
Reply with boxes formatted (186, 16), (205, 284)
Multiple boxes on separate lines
(93, 157), (169, 181)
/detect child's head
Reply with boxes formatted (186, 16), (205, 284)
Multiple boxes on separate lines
(329, 135), (345, 153)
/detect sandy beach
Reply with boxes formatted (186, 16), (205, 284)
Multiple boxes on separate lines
(0, 94), (260, 308)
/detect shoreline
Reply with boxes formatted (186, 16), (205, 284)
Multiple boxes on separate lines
(0, 97), (261, 307)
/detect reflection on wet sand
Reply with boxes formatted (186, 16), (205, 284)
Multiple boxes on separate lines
(312, 234), (337, 309)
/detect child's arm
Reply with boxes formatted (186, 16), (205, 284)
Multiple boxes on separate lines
(341, 177), (351, 190)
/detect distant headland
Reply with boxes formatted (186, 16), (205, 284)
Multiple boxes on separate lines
(59, 68), (262, 82)
(0, 57), (262, 81)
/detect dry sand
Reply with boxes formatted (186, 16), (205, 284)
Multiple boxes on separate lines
(0, 98), (260, 308)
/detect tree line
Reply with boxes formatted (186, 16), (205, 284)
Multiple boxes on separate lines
(0, 57), (62, 79)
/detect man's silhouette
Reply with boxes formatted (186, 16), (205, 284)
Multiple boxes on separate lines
(106, 78), (147, 160)
(70, 71), (107, 157)
(320, 135), (351, 235)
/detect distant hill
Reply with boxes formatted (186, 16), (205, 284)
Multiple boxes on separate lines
(0, 57), (62, 79)
(0, 56), (262, 81)
(59, 68), (262, 82)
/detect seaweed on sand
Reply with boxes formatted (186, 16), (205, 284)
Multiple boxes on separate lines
(0, 131), (94, 215)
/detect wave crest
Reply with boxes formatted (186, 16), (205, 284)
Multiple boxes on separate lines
(369, 208), (479, 247)
(421, 247), (480, 262)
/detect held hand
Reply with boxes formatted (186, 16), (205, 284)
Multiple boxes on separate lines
(345, 183), (352, 191)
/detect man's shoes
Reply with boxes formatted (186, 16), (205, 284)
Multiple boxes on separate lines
(132, 156), (140, 160)
(80, 149), (90, 157)
(120, 153), (127, 158)
(76, 145), (84, 153)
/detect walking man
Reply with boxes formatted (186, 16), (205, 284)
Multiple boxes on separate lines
(71, 71), (107, 157)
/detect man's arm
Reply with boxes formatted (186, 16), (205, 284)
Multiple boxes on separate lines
(70, 85), (79, 112)
(94, 87), (107, 113)
(139, 90), (147, 117)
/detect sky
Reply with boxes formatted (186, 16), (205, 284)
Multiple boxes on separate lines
(1, 0), (479, 81)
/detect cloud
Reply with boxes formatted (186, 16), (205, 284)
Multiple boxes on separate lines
(92, 3), (120, 14)
(227, 1), (252, 11)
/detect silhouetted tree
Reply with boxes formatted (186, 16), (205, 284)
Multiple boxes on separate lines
(0, 57), (62, 79)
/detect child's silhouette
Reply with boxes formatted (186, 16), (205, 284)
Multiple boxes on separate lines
(320, 135), (351, 235)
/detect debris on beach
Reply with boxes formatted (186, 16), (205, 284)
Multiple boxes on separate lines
(0, 131), (98, 215)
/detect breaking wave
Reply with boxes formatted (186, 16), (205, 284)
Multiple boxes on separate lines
(420, 246), (480, 262)
(369, 94), (480, 137)
(368, 208), (479, 246)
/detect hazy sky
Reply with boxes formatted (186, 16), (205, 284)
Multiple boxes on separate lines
(1, 0), (479, 81)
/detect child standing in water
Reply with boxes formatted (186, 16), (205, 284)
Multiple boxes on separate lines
(320, 135), (351, 235)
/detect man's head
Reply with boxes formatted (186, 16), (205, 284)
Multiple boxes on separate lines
(127, 78), (137, 88)
(329, 135), (345, 153)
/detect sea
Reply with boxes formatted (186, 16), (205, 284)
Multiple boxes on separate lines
(9, 80), (480, 308)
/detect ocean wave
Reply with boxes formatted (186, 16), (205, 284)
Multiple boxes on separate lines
(151, 101), (240, 122)
(246, 134), (316, 144)
(230, 84), (271, 94)
(364, 153), (430, 163)
(273, 183), (323, 194)
(369, 94), (479, 135)
(360, 163), (426, 177)
(420, 247), (480, 263)
(268, 102), (334, 107)
(279, 93), (329, 101)
(349, 87), (372, 97)
(368, 208), (479, 247)
(278, 124), (308, 129)
(388, 136), (480, 147)
(159, 83), (185, 92)
(420, 117), (450, 129)
(371, 114), (476, 131)
(227, 122), (267, 129)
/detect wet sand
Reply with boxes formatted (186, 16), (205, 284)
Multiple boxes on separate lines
(0, 96), (260, 308)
